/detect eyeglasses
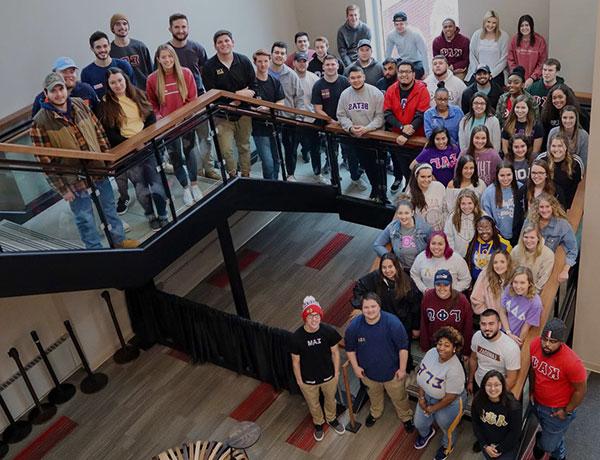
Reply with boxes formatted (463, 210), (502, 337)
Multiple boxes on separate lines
(398, 70), (413, 75)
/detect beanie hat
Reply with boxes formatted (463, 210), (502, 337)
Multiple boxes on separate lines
(110, 13), (129, 32)
(302, 295), (323, 321)
(542, 318), (568, 342)
(509, 65), (526, 82)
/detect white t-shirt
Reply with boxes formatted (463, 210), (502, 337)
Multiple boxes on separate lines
(471, 330), (521, 386)
(416, 348), (465, 399)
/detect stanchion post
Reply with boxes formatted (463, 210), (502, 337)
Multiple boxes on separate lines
(0, 393), (32, 444)
(342, 361), (361, 433)
(100, 291), (140, 364)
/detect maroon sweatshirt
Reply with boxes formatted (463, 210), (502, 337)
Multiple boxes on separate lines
(432, 28), (470, 72)
(420, 288), (473, 355)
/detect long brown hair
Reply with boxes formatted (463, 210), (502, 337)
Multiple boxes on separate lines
(526, 160), (556, 206)
(98, 67), (152, 129)
(154, 43), (188, 106)
(408, 163), (433, 211)
(378, 252), (411, 300)
(547, 133), (574, 178)
(493, 160), (518, 208)
(485, 250), (512, 297)
(451, 189), (482, 233)
(503, 95), (536, 138)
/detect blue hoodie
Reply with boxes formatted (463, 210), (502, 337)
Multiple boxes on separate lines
(373, 215), (432, 268)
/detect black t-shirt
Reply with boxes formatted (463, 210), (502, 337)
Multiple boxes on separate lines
(307, 56), (345, 78)
(501, 121), (544, 142)
(110, 38), (153, 90)
(311, 76), (350, 120)
(289, 323), (341, 384)
(170, 40), (208, 93)
(252, 75), (285, 136)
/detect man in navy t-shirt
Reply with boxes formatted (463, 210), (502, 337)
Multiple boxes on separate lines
(81, 31), (136, 99)
(345, 292), (415, 431)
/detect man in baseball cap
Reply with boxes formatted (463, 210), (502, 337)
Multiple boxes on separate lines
(530, 318), (587, 460)
(32, 57), (98, 117)
(385, 10), (429, 79)
(460, 61), (503, 113)
(343, 38), (383, 86)
(289, 296), (344, 442)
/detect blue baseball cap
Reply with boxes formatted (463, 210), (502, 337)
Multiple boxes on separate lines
(434, 269), (452, 286)
(52, 57), (78, 72)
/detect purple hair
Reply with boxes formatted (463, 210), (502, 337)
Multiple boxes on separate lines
(425, 231), (454, 259)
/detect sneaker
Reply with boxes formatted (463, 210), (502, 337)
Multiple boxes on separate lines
(149, 217), (161, 232)
(204, 169), (222, 180)
(345, 178), (368, 193)
(286, 175), (297, 182)
(158, 216), (169, 228)
(315, 174), (329, 185)
(414, 426), (436, 449)
(313, 424), (324, 442)
(116, 198), (129, 215)
(365, 414), (377, 428)
(122, 221), (131, 233)
(403, 419), (415, 433)
(115, 239), (139, 249)
(390, 179), (403, 193)
(472, 441), (482, 453)
(191, 184), (203, 201)
(327, 418), (345, 435)
(182, 187), (194, 207)
(163, 162), (174, 174)
(433, 446), (450, 460)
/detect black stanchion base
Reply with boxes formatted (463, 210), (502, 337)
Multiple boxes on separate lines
(80, 373), (108, 394)
(48, 383), (77, 405)
(113, 345), (140, 364)
(28, 403), (57, 425)
(345, 420), (362, 433)
(2, 420), (32, 444)
(0, 442), (8, 459)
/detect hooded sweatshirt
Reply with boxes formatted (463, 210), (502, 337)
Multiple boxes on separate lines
(432, 28), (470, 72)
(528, 76), (565, 108)
(337, 21), (372, 66)
(385, 27), (430, 73)
(344, 58), (384, 86)
(269, 64), (305, 118)
(507, 33), (548, 81)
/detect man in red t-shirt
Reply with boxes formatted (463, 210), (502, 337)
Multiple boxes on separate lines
(530, 318), (587, 460)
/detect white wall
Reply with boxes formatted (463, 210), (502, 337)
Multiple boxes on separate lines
(0, 0), (299, 118)
(549, 0), (597, 93)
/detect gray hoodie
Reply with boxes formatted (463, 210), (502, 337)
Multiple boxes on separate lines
(344, 58), (384, 86)
(337, 21), (372, 66)
(336, 83), (384, 132)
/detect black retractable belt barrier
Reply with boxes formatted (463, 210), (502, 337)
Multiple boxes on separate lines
(100, 291), (140, 364)
(30, 331), (76, 404)
(63, 320), (108, 394)
(0, 392), (32, 444)
(7, 348), (57, 425)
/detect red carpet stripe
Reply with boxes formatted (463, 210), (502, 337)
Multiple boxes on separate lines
(323, 282), (355, 327)
(305, 233), (354, 270)
(167, 348), (191, 363)
(14, 416), (77, 460)
(207, 248), (261, 288)
(286, 414), (329, 451)
(229, 383), (280, 422)
(377, 425), (422, 460)
(520, 429), (541, 460)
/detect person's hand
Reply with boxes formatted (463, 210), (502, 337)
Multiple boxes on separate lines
(256, 105), (270, 112)
(62, 191), (75, 202)
(558, 269), (569, 283)
(396, 135), (408, 145)
(395, 369), (406, 381)
(412, 329), (420, 339)
(508, 332), (523, 347)
(467, 380), (474, 395)
(418, 398), (427, 411)
(402, 124), (415, 136)
(525, 78), (534, 88)
(353, 365), (365, 378)
(425, 405), (434, 415)
(551, 408), (568, 420)
(351, 126), (368, 137)
(236, 88), (255, 98)
(484, 445), (500, 458)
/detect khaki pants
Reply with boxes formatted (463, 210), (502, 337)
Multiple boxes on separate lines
(215, 116), (252, 176)
(362, 375), (413, 422)
(298, 377), (338, 426)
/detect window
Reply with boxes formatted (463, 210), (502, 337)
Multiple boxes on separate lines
(378, 0), (459, 63)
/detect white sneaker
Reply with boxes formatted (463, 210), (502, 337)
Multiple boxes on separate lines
(191, 184), (203, 201)
(182, 187), (194, 207)
(163, 162), (174, 174)
(286, 175), (296, 182)
(315, 174), (329, 185)
(122, 221), (131, 233)
(345, 177), (368, 192)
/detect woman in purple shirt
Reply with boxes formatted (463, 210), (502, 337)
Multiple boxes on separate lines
(412, 127), (460, 186)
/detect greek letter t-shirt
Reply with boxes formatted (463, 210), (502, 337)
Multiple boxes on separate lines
(416, 348), (465, 399)
(289, 323), (341, 384)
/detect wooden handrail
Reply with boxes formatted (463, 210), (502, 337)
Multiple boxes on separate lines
(575, 91), (592, 105)
(0, 89), (426, 164)
(0, 105), (32, 133)
(511, 179), (585, 399)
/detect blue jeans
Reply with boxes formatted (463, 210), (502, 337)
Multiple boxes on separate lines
(415, 392), (465, 455)
(68, 179), (124, 249)
(253, 135), (279, 179)
(167, 131), (197, 187)
(532, 402), (576, 459)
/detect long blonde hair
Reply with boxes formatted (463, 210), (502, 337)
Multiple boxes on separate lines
(154, 44), (188, 106)
(480, 10), (501, 41)
(513, 223), (544, 262)
(485, 250), (513, 297)
(547, 133), (574, 178)
(508, 266), (536, 299)
(528, 193), (568, 224)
